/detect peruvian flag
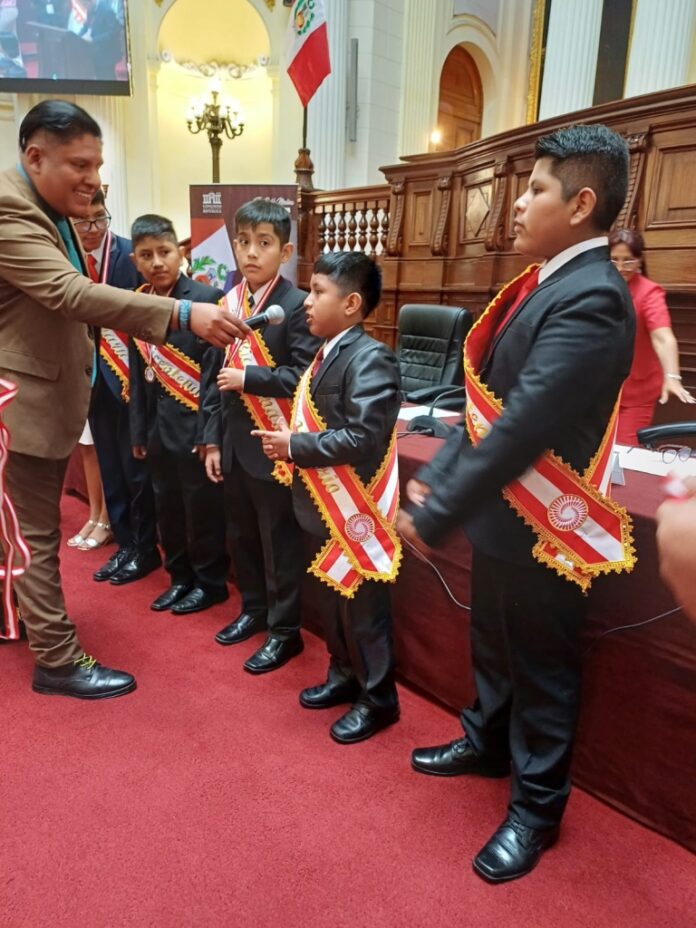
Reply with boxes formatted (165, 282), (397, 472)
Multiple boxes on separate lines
(285, 0), (331, 107)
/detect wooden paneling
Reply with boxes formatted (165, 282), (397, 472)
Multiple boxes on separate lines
(298, 85), (696, 407)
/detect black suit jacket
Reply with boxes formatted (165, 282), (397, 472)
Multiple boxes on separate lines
(290, 326), (402, 537)
(200, 276), (320, 479)
(106, 233), (139, 290)
(413, 246), (635, 565)
(129, 275), (224, 455)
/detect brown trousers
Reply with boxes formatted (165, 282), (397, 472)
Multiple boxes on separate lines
(5, 451), (83, 667)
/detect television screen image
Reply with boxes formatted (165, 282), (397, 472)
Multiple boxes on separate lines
(0, 0), (131, 95)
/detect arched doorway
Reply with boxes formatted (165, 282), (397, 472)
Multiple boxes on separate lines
(435, 46), (483, 150)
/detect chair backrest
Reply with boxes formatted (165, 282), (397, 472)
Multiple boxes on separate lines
(396, 304), (473, 397)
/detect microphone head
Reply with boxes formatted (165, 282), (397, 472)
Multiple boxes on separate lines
(265, 304), (285, 325)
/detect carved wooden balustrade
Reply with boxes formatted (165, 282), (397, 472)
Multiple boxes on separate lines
(298, 85), (696, 407)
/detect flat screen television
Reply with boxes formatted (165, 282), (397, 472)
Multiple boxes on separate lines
(0, 1), (131, 95)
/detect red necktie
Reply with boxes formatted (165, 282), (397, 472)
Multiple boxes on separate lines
(495, 267), (540, 335)
(87, 254), (99, 283)
(310, 348), (325, 380)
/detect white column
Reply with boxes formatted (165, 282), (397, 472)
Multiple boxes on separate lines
(307, 0), (348, 190)
(624, 0), (696, 97)
(77, 96), (129, 236)
(398, 0), (439, 155)
(538, 0), (603, 120)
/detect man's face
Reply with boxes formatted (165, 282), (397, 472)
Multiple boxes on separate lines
(233, 222), (291, 291)
(131, 235), (182, 294)
(23, 132), (103, 218)
(512, 157), (579, 259)
(73, 202), (110, 253)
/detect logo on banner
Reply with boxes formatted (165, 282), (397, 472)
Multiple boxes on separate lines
(202, 192), (222, 214)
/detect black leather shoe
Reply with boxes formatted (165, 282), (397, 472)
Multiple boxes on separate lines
(170, 586), (229, 615)
(32, 654), (136, 700)
(150, 582), (193, 612)
(300, 679), (361, 709)
(472, 817), (560, 883)
(243, 634), (304, 674)
(215, 613), (266, 645)
(330, 702), (400, 744)
(411, 737), (510, 778)
(109, 549), (161, 585)
(93, 546), (133, 582)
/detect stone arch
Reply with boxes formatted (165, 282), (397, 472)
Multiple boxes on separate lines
(436, 45), (483, 150)
(439, 19), (500, 139)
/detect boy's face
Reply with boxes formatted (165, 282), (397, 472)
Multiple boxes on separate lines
(73, 201), (110, 253)
(131, 236), (182, 293)
(304, 273), (361, 340)
(233, 222), (292, 291)
(513, 157), (583, 259)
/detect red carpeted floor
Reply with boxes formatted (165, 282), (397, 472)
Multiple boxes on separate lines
(1, 495), (694, 928)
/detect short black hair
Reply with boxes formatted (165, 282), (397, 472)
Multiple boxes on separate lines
(131, 214), (179, 248)
(313, 252), (382, 318)
(535, 124), (629, 231)
(235, 198), (291, 246)
(19, 100), (101, 152)
(90, 188), (106, 208)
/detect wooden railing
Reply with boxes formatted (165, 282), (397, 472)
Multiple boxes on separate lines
(297, 85), (696, 412)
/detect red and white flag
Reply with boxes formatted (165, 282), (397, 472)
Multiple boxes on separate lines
(285, 0), (331, 107)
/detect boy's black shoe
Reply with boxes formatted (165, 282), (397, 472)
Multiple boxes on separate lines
(93, 545), (133, 582)
(299, 679), (361, 709)
(215, 613), (265, 645)
(150, 583), (193, 612)
(109, 548), (161, 585)
(411, 737), (510, 778)
(243, 634), (304, 674)
(171, 586), (229, 615)
(32, 653), (136, 699)
(330, 702), (400, 744)
(472, 818), (560, 883)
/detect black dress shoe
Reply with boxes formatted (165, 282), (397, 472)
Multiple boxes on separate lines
(215, 613), (266, 645)
(243, 634), (304, 674)
(150, 582), (193, 612)
(330, 702), (400, 744)
(411, 737), (510, 778)
(32, 653), (136, 700)
(472, 817), (560, 883)
(170, 586), (229, 615)
(93, 545), (133, 582)
(109, 549), (161, 585)
(300, 679), (361, 709)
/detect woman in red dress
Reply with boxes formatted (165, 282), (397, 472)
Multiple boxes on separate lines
(609, 229), (694, 445)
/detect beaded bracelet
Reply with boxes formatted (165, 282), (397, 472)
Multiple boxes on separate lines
(178, 299), (192, 332)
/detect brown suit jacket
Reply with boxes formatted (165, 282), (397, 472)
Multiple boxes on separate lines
(0, 167), (174, 459)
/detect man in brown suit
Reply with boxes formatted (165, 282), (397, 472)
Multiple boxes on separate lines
(0, 100), (248, 699)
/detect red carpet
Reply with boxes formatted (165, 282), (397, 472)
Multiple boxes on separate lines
(1, 495), (694, 927)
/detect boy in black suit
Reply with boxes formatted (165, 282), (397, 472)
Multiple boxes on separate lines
(201, 199), (320, 672)
(399, 125), (636, 882)
(128, 214), (229, 615)
(254, 252), (402, 744)
(79, 189), (160, 586)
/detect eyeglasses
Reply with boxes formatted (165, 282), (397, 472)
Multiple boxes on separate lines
(610, 258), (640, 269)
(73, 213), (111, 233)
(659, 445), (694, 465)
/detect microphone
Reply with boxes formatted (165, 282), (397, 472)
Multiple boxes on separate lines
(406, 385), (466, 438)
(246, 304), (285, 330)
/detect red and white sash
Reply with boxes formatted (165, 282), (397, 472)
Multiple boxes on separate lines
(133, 283), (200, 411)
(99, 329), (130, 401)
(222, 278), (293, 485)
(287, 354), (402, 598)
(0, 378), (32, 640)
(465, 264), (636, 591)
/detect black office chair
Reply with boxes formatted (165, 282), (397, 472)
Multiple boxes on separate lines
(396, 304), (472, 410)
(637, 423), (696, 450)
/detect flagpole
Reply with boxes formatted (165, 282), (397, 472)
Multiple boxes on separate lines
(294, 105), (315, 191)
